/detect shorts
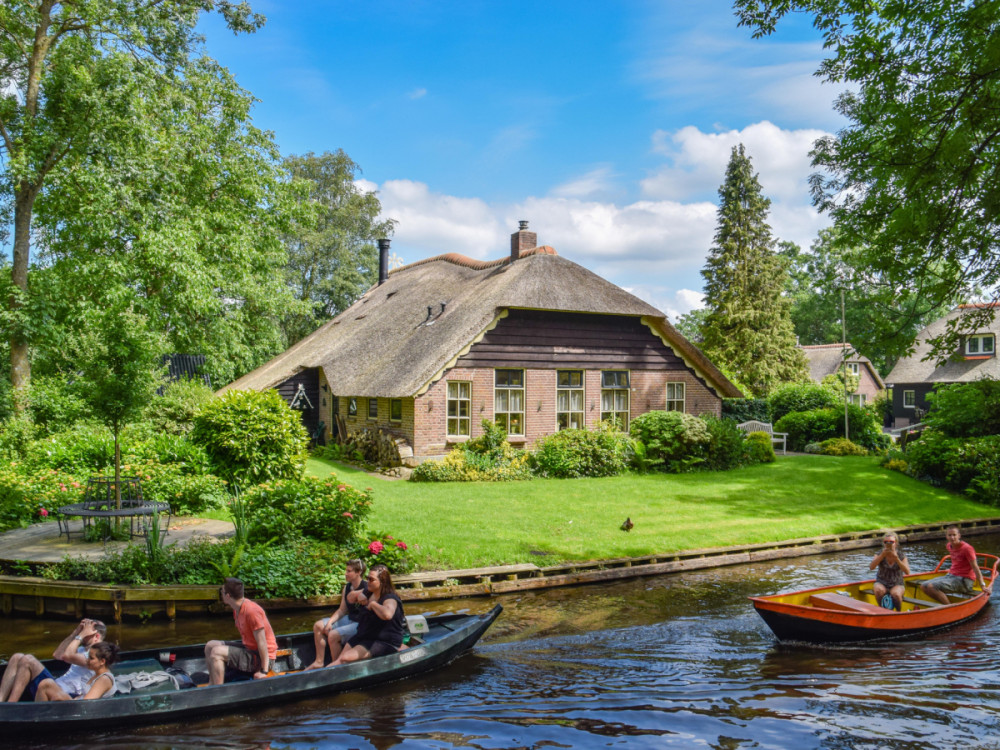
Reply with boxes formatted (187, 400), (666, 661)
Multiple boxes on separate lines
(926, 574), (975, 595)
(224, 641), (262, 674)
(346, 637), (400, 658)
(27, 668), (54, 699)
(322, 617), (359, 642)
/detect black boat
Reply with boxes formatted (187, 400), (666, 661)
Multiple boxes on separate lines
(0, 605), (501, 734)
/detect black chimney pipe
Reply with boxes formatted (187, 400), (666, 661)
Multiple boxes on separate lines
(377, 238), (391, 285)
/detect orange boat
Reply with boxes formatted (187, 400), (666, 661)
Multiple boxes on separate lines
(751, 554), (998, 643)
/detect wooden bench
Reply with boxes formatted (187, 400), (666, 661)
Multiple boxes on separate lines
(809, 592), (886, 614)
(736, 420), (787, 454)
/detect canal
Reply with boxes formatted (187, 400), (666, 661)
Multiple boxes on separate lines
(2, 533), (999, 749)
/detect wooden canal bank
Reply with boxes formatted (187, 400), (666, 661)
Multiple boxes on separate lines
(3, 517), (1000, 622)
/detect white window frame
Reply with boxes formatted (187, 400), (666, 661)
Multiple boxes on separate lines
(846, 362), (860, 375)
(494, 369), (525, 436)
(848, 393), (867, 406)
(903, 390), (916, 409)
(600, 370), (630, 430)
(666, 382), (685, 412)
(966, 335), (995, 355)
(447, 382), (471, 437)
(556, 370), (584, 430)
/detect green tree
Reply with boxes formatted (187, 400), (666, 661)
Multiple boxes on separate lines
(699, 144), (808, 396)
(281, 151), (396, 345)
(0, 0), (265, 407)
(735, 0), (1000, 359)
(76, 302), (165, 507)
(673, 307), (709, 343)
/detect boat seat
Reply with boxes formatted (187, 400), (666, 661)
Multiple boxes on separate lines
(809, 592), (886, 614)
(858, 587), (940, 609)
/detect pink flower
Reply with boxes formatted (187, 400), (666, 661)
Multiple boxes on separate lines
(396, 541), (407, 550)
(337, 485), (346, 491)
(39, 508), (49, 517)
(386, 536), (393, 540)
(342, 512), (353, 518)
(368, 540), (384, 555)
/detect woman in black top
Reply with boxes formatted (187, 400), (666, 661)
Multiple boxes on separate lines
(332, 564), (405, 665)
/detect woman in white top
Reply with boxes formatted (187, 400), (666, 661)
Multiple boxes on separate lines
(35, 642), (119, 701)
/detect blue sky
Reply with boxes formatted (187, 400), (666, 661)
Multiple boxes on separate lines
(44, 2), (847, 322)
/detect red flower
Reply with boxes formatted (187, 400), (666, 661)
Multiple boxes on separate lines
(368, 540), (384, 554)
(337, 485), (347, 491)
(342, 512), (353, 518)
(39, 508), (49, 517)
(396, 541), (407, 550)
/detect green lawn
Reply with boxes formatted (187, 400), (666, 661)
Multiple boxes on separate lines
(305, 455), (996, 570)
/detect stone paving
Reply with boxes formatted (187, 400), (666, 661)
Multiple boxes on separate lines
(0, 517), (234, 564)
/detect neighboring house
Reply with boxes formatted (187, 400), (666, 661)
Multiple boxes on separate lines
(885, 303), (1000, 427)
(799, 344), (885, 406)
(221, 223), (742, 463)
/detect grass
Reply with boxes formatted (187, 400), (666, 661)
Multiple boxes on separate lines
(306, 455), (996, 571)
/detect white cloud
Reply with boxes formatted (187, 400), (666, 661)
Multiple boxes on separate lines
(407, 87), (427, 100)
(550, 166), (617, 200)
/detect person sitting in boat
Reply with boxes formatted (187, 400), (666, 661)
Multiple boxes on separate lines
(921, 525), (989, 605)
(870, 532), (910, 610)
(0, 617), (107, 703)
(331, 564), (405, 665)
(34, 642), (120, 702)
(305, 558), (369, 670)
(205, 577), (278, 684)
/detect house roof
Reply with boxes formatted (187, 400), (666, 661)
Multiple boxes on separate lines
(885, 303), (1000, 385)
(800, 343), (885, 389)
(222, 246), (742, 399)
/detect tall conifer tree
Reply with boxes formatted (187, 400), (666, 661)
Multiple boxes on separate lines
(700, 145), (808, 396)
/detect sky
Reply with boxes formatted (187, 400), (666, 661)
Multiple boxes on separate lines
(77, 2), (850, 322)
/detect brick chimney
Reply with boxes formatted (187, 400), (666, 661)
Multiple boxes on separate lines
(510, 220), (537, 262)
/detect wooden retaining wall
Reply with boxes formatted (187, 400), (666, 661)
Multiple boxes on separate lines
(3, 518), (999, 622)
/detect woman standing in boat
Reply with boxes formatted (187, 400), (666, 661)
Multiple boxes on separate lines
(332, 564), (405, 665)
(870, 532), (910, 611)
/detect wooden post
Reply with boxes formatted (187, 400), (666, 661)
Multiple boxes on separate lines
(35, 596), (44, 616)
(166, 600), (176, 620)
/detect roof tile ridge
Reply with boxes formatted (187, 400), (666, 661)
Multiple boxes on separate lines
(389, 246), (559, 275)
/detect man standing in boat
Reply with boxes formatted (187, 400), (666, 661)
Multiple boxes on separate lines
(921, 526), (989, 605)
(0, 618), (107, 702)
(205, 577), (278, 684)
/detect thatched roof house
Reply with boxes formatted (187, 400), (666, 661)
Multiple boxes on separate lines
(224, 223), (741, 462)
(800, 343), (884, 405)
(885, 303), (1000, 426)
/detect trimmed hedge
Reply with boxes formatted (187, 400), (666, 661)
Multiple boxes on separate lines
(767, 382), (840, 423)
(722, 398), (768, 423)
(774, 405), (888, 452)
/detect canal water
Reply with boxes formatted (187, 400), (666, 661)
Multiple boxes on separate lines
(3, 534), (1000, 749)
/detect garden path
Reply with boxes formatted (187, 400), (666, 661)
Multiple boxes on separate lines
(0, 518), (234, 565)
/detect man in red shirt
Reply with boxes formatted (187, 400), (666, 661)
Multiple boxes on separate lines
(921, 526), (990, 605)
(205, 577), (278, 684)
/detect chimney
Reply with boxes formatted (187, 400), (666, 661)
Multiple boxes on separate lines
(377, 238), (391, 285)
(510, 220), (537, 262)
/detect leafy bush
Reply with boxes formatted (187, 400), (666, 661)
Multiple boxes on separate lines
(0, 465), (84, 531)
(357, 532), (414, 573)
(531, 423), (634, 478)
(242, 476), (372, 544)
(239, 540), (345, 599)
(191, 389), (309, 486)
(27, 374), (89, 435)
(128, 433), (213, 475)
(702, 416), (749, 471)
(24, 423), (115, 473)
(904, 430), (1000, 505)
(818, 437), (868, 456)
(744, 432), (776, 464)
(804, 442), (823, 454)
(0, 415), (37, 462)
(411, 421), (531, 482)
(629, 411), (710, 473)
(721, 398), (768, 423)
(924, 379), (1000, 438)
(143, 379), (216, 435)
(774, 405), (888, 452)
(767, 382), (840, 423)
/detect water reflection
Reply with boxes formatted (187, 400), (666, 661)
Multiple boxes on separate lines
(3, 534), (1000, 748)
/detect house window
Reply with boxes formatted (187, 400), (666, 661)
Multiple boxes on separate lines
(556, 370), (584, 430)
(966, 335), (995, 355)
(390, 399), (402, 423)
(666, 382), (685, 412)
(903, 390), (916, 409)
(368, 398), (378, 420)
(846, 362), (860, 375)
(494, 369), (525, 435)
(601, 370), (630, 429)
(447, 382), (471, 437)
(849, 394), (867, 406)
(348, 398), (357, 416)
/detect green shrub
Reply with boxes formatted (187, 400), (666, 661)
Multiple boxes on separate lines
(702, 416), (749, 470)
(721, 398), (769, 423)
(0, 415), (37, 462)
(128, 433), (212, 475)
(629, 411), (710, 473)
(774, 405), (888, 452)
(904, 430), (1000, 505)
(239, 540), (345, 599)
(531, 423), (634, 478)
(744, 432), (776, 464)
(144, 379), (216, 435)
(411, 420), (532, 482)
(191, 389), (309, 486)
(27, 374), (89, 435)
(242, 476), (372, 544)
(357, 532), (414, 573)
(924, 379), (1000, 438)
(818, 437), (868, 456)
(24, 423), (115, 473)
(767, 382), (840, 423)
(0, 465), (84, 532)
(804, 442), (823, 454)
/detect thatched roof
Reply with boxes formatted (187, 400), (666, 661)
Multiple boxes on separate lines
(801, 344), (885, 388)
(886, 303), (1000, 385)
(222, 247), (742, 399)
